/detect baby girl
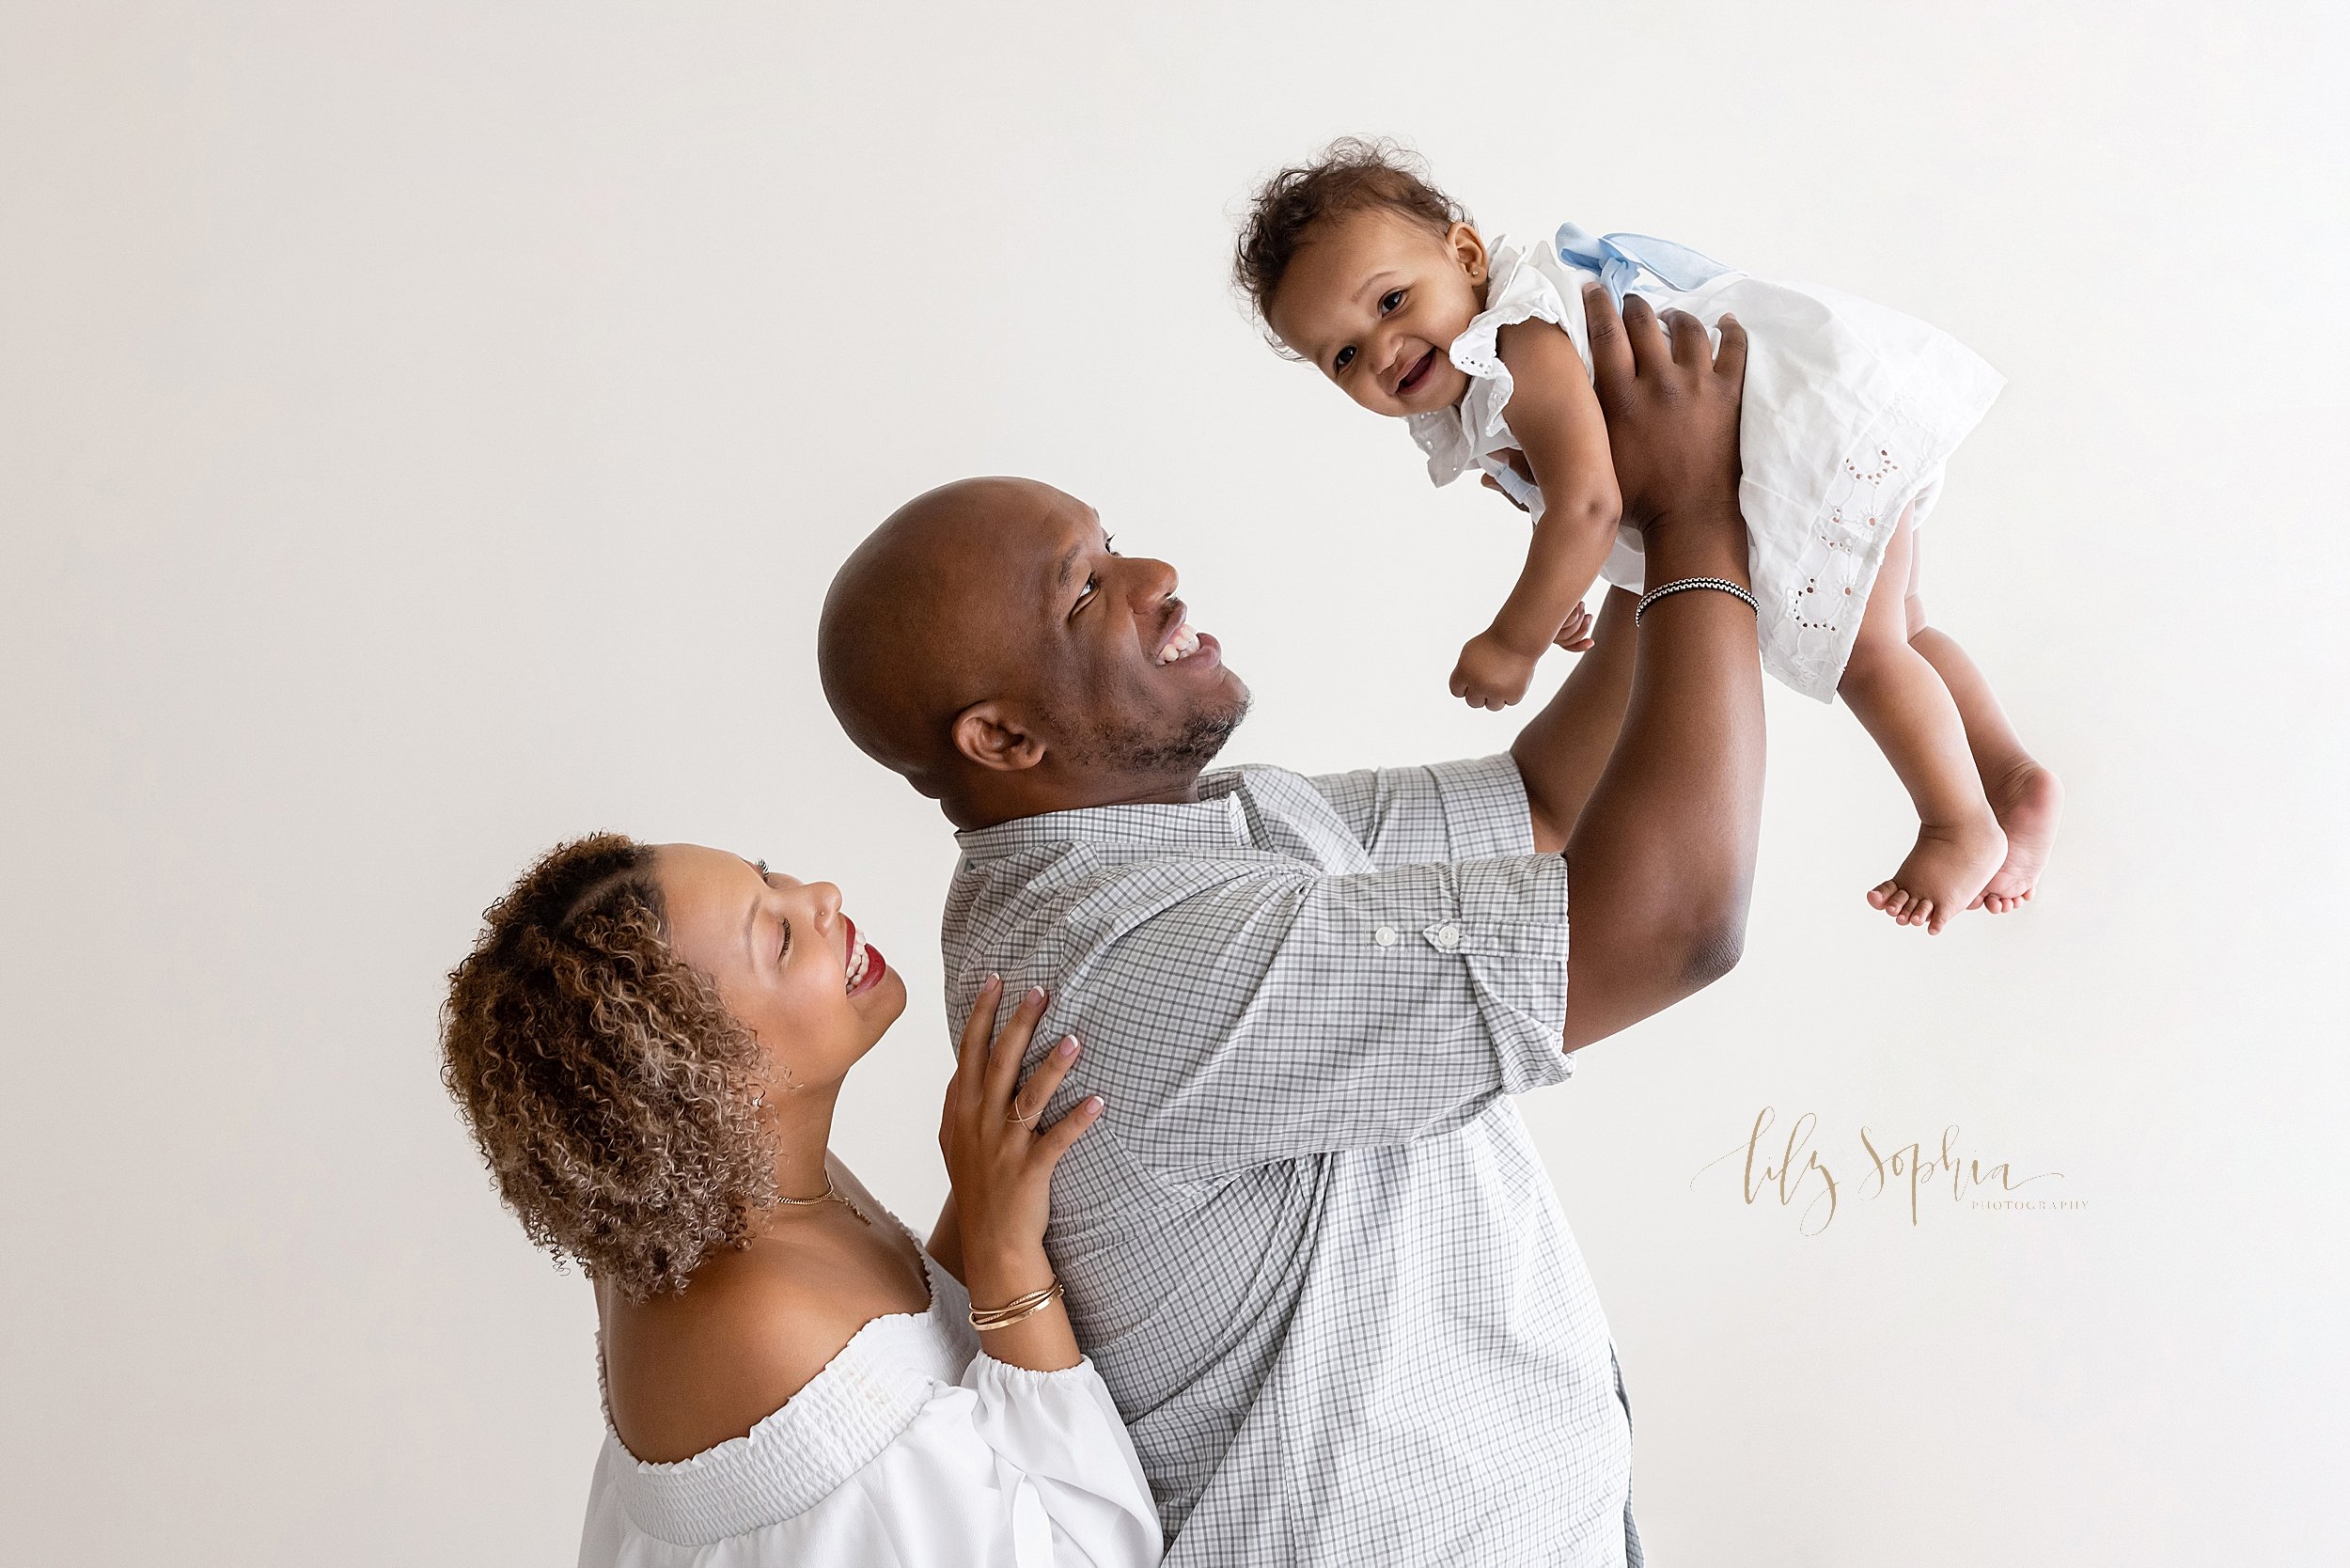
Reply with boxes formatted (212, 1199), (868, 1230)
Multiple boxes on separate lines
(1234, 139), (2060, 933)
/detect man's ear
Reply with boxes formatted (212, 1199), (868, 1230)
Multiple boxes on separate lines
(1449, 222), (1488, 286)
(951, 700), (1047, 774)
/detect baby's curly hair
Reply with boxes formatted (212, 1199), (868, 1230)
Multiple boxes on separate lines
(440, 834), (777, 1300)
(1232, 135), (1469, 351)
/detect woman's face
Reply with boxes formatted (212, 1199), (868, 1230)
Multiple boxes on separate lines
(651, 843), (907, 1095)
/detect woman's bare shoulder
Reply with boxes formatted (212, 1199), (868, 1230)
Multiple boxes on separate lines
(598, 1232), (906, 1465)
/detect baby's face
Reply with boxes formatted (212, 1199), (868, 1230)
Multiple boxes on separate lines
(1264, 207), (1489, 419)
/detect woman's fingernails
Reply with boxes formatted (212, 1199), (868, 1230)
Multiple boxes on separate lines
(1056, 1035), (1079, 1058)
(1087, 1095), (1106, 1116)
(1026, 984), (1047, 1006)
(982, 973), (1001, 991)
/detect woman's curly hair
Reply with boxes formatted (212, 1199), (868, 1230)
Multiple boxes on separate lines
(1232, 135), (1469, 353)
(440, 834), (777, 1300)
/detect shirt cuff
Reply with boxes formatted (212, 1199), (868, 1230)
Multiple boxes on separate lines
(1451, 851), (1574, 1093)
(1428, 754), (1540, 861)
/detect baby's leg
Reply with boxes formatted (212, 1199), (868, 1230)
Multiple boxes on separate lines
(1904, 544), (2062, 913)
(1837, 508), (2006, 933)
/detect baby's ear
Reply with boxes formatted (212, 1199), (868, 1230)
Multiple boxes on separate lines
(1449, 222), (1488, 284)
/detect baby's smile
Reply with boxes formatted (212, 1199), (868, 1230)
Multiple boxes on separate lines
(1392, 345), (1441, 400)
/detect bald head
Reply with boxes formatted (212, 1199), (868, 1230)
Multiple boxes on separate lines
(817, 477), (1055, 793)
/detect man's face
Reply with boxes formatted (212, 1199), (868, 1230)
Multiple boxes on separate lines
(987, 484), (1251, 785)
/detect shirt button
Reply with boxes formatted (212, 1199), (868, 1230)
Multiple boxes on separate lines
(1431, 922), (1463, 950)
(1373, 925), (1399, 947)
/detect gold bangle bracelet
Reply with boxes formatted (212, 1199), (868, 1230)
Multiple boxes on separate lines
(968, 1279), (1063, 1333)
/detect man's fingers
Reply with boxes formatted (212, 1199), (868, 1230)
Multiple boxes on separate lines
(1581, 283), (1634, 395)
(1008, 1037), (1080, 1130)
(1712, 311), (1748, 388)
(1621, 294), (1669, 373)
(1664, 308), (1709, 368)
(984, 984), (1047, 1103)
(1478, 474), (1528, 512)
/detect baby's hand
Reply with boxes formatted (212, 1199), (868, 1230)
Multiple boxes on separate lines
(1553, 600), (1595, 653)
(1450, 628), (1543, 711)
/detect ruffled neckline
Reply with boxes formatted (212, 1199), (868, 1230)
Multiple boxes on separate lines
(595, 1210), (979, 1544)
(1405, 237), (1571, 486)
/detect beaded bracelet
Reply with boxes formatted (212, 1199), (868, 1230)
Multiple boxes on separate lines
(1635, 576), (1760, 625)
(969, 1279), (1064, 1333)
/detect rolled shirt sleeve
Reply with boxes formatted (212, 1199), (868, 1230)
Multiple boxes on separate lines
(1055, 847), (1572, 1181)
(949, 753), (1572, 1184)
(1307, 753), (1541, 867)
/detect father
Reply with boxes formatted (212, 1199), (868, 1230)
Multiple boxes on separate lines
(820, 292), (1763, 1566)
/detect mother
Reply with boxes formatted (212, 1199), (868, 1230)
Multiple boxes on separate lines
(439, 834), (1163, 1565)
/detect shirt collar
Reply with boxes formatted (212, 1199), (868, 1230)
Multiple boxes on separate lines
(953, 772), (1253, 859)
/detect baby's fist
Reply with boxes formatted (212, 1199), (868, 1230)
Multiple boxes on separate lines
(1450, 630), (1541, 711)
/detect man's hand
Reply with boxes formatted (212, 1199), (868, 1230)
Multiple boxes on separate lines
(1582, 285), (1747, 555)
(1478, 447), (1535, 512)
(1532, 284), (1763, 1052)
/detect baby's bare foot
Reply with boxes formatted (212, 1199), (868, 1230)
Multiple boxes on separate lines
(1971, 760), (2063, 913)
(1868, 812), (2007, 934)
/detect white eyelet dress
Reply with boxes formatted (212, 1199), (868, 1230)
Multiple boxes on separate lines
(577, 1222), (1163, 1567)
(1404, 226), (2007, 702)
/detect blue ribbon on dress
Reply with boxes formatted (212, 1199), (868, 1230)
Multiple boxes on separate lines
(1553, 222), (1732, 306)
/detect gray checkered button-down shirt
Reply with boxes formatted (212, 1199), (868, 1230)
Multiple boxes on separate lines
(944, 755), (1642, 1566)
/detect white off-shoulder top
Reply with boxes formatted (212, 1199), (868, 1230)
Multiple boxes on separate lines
(578, 1218), (1163, 1566)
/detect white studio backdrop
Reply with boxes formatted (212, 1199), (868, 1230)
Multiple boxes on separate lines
(3, 3), (2344, 1563)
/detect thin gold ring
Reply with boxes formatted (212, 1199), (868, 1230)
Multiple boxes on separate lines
(1007, 1100), (1042, 1128)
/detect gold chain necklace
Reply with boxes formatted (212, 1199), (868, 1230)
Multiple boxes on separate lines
(772, 1174), (871, 1227)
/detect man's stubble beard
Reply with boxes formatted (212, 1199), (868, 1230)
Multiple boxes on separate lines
(1049, 690), (1253, 778)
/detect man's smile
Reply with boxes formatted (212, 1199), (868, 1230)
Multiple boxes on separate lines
(1155, 618), (1205, 666)
(1152, 601), (1218, 669)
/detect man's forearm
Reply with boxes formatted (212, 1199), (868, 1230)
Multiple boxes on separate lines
(1512, 587), (1639, 852)
(1559, 511), (1765, 1049)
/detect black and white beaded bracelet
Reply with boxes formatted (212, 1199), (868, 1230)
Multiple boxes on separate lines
(1635, 576), (1760, 625)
